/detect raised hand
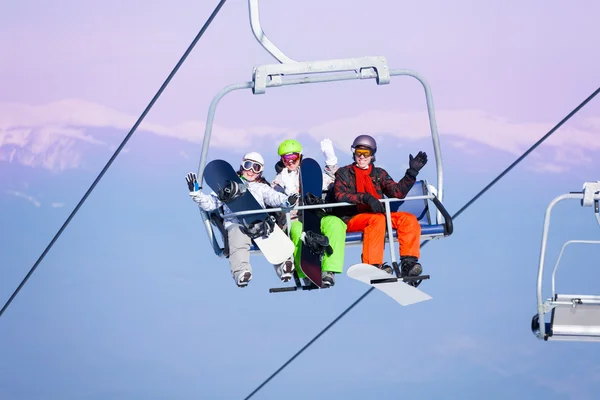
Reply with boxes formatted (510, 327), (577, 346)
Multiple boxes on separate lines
(320, 138), (338, 166)
(185, 172), (198, 192)
(407, 151), (428, 178)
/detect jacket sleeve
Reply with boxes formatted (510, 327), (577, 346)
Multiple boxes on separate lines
(333, 169), (365, 204)
(380, 169), (416, 199)
(271, 173), (286, 195)
(322, 164), (337, 191)
(189, 190), (222, 212)
(260, 182), (290, 207)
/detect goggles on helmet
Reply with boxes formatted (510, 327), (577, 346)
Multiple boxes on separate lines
(242, 160), (263, 173)
(281, 152), (301, 163)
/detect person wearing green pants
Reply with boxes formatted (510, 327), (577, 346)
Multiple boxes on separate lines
(271, 138), (347, 287)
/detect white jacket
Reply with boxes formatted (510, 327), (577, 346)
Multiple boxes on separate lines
(272, 164), (337, 195)
(190, 179), (289, 229)
(271, 163), (338, 220)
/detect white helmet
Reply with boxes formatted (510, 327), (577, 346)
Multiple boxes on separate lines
(243, 151), (264, 166)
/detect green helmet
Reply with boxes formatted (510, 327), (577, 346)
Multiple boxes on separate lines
(277, 139), (303, 156)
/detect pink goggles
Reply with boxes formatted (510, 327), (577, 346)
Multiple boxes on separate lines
(281, 152), (301, 163)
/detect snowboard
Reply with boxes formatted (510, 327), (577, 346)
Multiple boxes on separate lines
(298, 157), (326, 288)
(203, 159), (295, 265)
(346, 263), (432, 306)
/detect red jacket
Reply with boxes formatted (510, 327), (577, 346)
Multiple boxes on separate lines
(331, 163), (416, 222)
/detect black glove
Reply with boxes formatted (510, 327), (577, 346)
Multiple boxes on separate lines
(407, 151), (427, 178)
(362, 193), (385, 213)
(218, 180), (246, 203)
(186, 172), (198, 192)
(287, 193), (299, 207)
(304, 192), (325, 205)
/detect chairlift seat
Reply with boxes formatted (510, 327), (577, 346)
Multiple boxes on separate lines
(533, 184), (600, 341)
(207, 180), (447, 256)
(547, 294), (600, 341)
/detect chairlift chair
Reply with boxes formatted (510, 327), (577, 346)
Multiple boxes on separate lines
(195, 0), (454, 288)
(532, 181), (600, 341)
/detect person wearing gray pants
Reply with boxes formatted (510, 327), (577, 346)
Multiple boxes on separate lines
(186, 152), (298, 287)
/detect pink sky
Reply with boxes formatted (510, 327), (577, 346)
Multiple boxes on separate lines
(1, 0), (599, 173)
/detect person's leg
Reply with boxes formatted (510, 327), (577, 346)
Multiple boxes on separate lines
(346, 213), (386, 266)
(391, 212), (422, 276)
(319, 215), (348, 286)
(226, 223), (253, 286)
(289, 220), (305, 278)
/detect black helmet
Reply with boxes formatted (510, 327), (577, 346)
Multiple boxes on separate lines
(351, 134), (377, 154)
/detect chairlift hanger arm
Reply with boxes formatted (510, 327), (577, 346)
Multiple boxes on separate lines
(248, 0), (296, 64)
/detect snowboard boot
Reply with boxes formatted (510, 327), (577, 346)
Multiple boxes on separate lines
(275, 258), (295, 282)
(302, 277), (319, 289)
(361, 253), (393, 274)
(236, 270), (252, 287)
(322, 271), (335, 287)
(401, 256), (422, 277)
(373, 263), (393, 274)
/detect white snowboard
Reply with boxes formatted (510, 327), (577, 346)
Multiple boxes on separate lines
(253, 224), (295, 265)
(347, 263), (432, 306)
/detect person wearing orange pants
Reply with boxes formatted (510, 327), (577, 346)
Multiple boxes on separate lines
(331, 134), (428, 277)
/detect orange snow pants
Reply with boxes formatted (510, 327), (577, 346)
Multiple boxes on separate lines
(346, 211), (421, 265)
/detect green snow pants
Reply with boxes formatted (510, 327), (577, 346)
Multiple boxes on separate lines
(289, 215), (347, 278)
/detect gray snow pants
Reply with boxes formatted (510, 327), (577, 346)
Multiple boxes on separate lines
(226, 223), (288, 283)
(226, 223), (252, 280)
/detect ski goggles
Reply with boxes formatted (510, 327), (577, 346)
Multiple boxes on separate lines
(354, 147), (373, 158)
(281, 152), (301, 163)
(242, 160), (263, 173)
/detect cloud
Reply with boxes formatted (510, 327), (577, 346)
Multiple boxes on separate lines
(51, 202), (65, 208)
(5, 190), (41, 207)
(0, 99), (598, 172)
(306, 109), (599, 159)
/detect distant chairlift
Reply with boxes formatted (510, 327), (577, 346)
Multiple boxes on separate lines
(532, 181), (600, 341)
(195, 0), (454, 293)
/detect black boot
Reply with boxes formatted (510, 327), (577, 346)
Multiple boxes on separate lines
(374, 263), (393, 274)
(401, 256), (422, 277)
(361, 253), (393, 274)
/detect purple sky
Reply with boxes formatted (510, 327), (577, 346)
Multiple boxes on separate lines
(1, 1), (600, 399)
(1, 0), (599, 177)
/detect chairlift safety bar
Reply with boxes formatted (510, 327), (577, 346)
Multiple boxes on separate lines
(217, 195), (434, 219)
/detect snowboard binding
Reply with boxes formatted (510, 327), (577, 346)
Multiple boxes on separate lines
(217, 180), (247, 203)
(242, 215), (276, 239)
(301, 231), (333, 257)
(370, 260), (430, 288)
